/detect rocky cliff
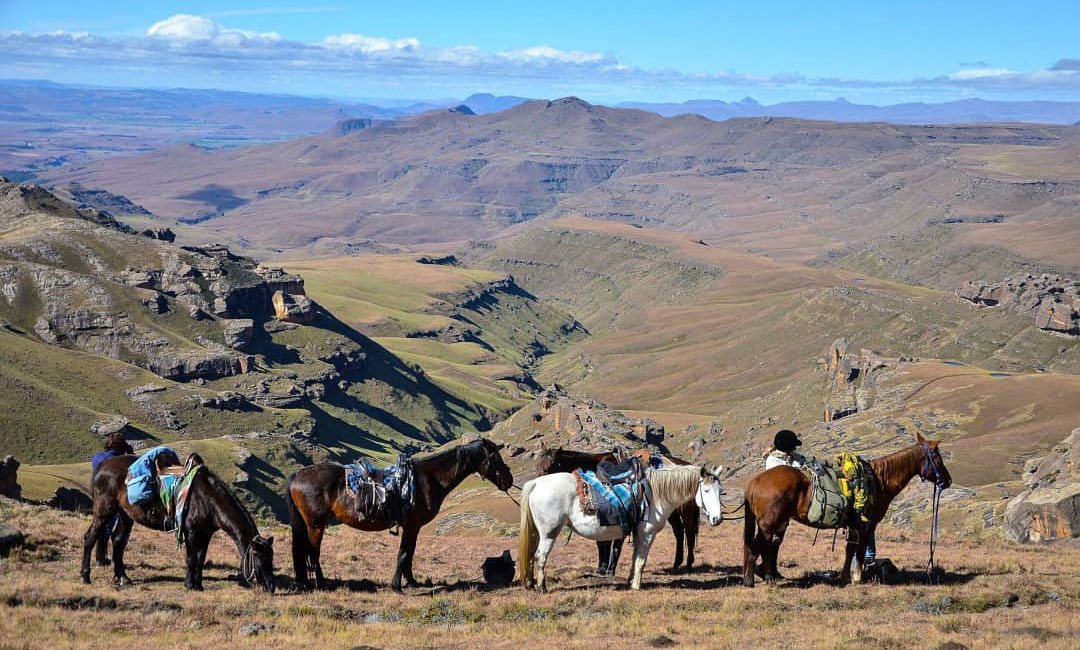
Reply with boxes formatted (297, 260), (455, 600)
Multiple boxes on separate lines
(958, 274), (1080, 336)
(1003, 429), (1080, 543)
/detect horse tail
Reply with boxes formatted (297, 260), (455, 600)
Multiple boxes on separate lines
(743, 492), (757, 551)
(517, 479), (539, 588)
(284, 472), (311, 584)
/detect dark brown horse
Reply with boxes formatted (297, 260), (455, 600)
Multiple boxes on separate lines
(286, 438), (513, 591)
(742, 433), (951, 587)
(81, 451), (275, 591)
(536, 444), (701, 574)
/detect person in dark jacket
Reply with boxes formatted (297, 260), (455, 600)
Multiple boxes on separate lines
(92, 433), (133, 476)
(91, 432), (133, 565)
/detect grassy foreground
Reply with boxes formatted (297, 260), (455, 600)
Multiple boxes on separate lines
(1, 498), (1076, 649)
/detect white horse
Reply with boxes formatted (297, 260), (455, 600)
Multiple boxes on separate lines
(519, 464), (725, 591)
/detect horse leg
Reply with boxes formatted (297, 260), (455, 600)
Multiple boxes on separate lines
(184, 530), (211, 591)
(95, 516), (114, 566)
(629, 529), (656, 590)
(308, 526), (327, 590)
(596, 541), (611, 575)
(81, 514), (109, 584)
(534, 532), (558, 593)
(742, 502), (758, 587)
(110, 512), (134, 586)
(852, 525), (872, 584)
(669, 512), (685, 571)
(391, 524), (420, 592)
(607, 538), (624, 576)
(764, 525), (787, 583)
(838, 537), (857, 586)
(684, 507), (699, 571)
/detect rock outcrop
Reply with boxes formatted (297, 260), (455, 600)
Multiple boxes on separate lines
(1003, 429), (1080, 543)
(958, 274), (1080, 336)
(222, 318), (254, 350)
(822, 338), (890, 422)
(272, 290), (316, 324)
(0, 524), (24, 557)
(532, 385), (665, 449)
(0, 455), (20, 499)
(46, 486), (93, 512)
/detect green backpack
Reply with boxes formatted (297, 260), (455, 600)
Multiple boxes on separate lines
(803, 458), (849, 528)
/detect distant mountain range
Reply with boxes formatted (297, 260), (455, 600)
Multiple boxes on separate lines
(462, 93), (1080, 125)
(615, 96), (1080, 125)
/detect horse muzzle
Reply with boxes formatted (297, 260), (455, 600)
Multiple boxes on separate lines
(707, 515), (723, 526)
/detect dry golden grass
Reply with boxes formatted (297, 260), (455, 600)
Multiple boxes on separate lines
(1, 497), (1076, 650)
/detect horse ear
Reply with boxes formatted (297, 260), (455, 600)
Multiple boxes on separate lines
(700, 466), (707, 477)
(267, 536), (274, 545)
(916, 431), (926, 443)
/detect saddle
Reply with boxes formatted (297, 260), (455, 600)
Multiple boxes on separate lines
(345, 453), (415, 533)
(596, 453), (648, 486)
(573, 464), (648, 537)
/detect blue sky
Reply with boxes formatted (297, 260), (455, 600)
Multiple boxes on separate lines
(2, 0), (1079, 104)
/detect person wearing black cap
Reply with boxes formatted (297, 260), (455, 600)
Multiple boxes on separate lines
(764, 429), (806, 470)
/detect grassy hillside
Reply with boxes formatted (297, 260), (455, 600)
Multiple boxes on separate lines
(286, 255), (586, 427)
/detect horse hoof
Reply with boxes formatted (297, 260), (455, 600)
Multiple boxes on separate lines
(742, 577), (754, 588)
(113, 576), (132, 587)
(81, 574), (91, 585)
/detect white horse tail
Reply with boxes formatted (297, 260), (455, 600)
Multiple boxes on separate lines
(517, 479), (539, 588)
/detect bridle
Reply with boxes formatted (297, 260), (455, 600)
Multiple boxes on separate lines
(919, 443), (947, 488)
(242, 536), (270, 587)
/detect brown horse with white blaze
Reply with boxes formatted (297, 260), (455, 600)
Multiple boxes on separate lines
(286, 438), (513, 592)
(742, 433), (951, 587)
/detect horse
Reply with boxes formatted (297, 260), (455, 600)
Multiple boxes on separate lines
(286, 437), (513, 592)
(81, 451), (275, 591)
(519, 464), (725, 592)
(536, 444), (702, 574)
(742, 432), (952, 587)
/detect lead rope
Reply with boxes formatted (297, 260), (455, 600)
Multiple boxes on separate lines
(926, 483), (942, 583)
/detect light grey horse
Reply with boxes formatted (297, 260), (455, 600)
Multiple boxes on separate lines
(518, 464), (725, 591)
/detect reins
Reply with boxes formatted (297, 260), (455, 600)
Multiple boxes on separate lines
(919, 442), (946, 583)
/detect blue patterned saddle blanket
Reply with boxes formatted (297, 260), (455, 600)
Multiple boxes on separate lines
(574, 468), (646, 537)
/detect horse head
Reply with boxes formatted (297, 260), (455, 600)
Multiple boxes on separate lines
(535, 443), (557, 475)
(477, 438), (514, 491)
(696, 465), (725, 526)
(243, 534), (276, 592)
(915, 433), (952, 489)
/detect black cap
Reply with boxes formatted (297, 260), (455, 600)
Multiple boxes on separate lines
(773, 429), (802, 453)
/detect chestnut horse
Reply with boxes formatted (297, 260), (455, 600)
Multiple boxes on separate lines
(81, 451), (275, 591)
(536, 445), (702, 574)
(743, 433), (951, 587)
(286, 438), (513, 591)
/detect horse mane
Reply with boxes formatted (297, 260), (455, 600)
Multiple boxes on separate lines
(869, 444), (923, 493)
(413, 438), (488, 468)
(647, 465), (700, 504)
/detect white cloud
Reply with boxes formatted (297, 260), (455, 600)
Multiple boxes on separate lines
(146, 14), (281, 42)
(499, 46), (610, 65)
(948, 68), (1013, 80)
(3, 14), (1079, 98)
(320, 34), (421, 54)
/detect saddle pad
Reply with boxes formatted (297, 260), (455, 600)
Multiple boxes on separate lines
(574, 469), (642, 536)
(803, 458), (849, 529)
(124, 446), (178, 506)
(159, 465), (202, 547)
